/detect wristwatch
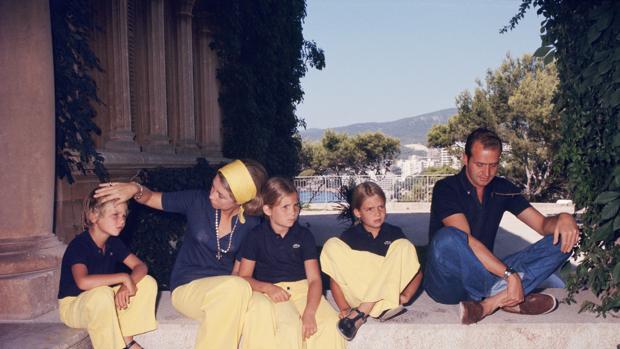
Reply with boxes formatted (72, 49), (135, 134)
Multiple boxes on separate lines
(503, 266), (516, 280)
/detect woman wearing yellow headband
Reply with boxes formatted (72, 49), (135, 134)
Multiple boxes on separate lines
(94, 159), (268, 349)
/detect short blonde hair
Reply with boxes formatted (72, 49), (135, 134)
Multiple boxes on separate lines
(82, 188), (111, 229)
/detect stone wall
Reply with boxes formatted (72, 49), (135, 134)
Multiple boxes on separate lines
(55, 0), (227, 243)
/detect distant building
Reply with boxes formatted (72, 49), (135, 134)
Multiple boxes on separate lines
(394, 146), (460, 176)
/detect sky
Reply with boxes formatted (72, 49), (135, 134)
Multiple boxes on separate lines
(297, 0), (543, 129)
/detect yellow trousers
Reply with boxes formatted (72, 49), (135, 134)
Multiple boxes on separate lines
(171, 275), (252, 349)
(58, 275), (158, 349)
(244, 280), (346, 349)
(320, 238), (420, 317)
(242, 289), (277, 349)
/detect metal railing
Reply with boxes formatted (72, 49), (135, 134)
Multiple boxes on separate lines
(293, 174), (450, 204)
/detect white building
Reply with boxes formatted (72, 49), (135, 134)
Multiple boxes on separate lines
(395, 146), (460, 176)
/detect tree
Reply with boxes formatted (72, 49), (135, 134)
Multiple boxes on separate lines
(353, 132), (401, 174)
(505, 0), (620, 316)
(427, 54), (564, 201)
(300, 131), (400, 175)
(421, 165), (459, 175)
(299, 140), (328, 175)
(207, 0), (325, 177)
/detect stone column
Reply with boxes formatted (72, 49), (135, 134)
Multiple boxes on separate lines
(0, 0), (64, 319)
(144, 0), (173, 153)
(175, 0), (200, 154)
(105, 0), (140, 152)
(195, 13), (223, 158)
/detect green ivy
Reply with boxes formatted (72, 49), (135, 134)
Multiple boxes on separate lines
(51, 0), (323, 182)
(202, 0), (325, 177)
(508, 0), (620, 315)
(51, 0), (107, 183)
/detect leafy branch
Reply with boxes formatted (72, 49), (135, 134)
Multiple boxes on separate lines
(51, 0), (107, 183)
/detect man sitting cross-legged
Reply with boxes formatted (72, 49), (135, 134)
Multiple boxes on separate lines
(423, 128), (580, 324)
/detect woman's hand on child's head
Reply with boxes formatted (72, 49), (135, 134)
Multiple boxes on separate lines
(301, 311), (317, 339)
(94, 182), (137, 205)
(265, 284), (290, 303)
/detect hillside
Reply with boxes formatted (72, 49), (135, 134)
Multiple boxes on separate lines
(300, 108), (457, 145)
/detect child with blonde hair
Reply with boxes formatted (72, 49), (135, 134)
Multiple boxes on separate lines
(58, 189), (157, 349)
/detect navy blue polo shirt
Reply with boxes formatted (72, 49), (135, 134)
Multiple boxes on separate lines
(428, 167), (531, 251)
(58, 231), (131, 299)
(162, 190), (260, 291)
(241, 221), (318, 284)
(340, 222), (406, 257)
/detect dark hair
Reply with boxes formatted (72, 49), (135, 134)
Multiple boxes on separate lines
(351, 182), (386, 210)
(260, 177), (298, 210)
(217, 159), (268, 215)
(464, 128), (502, 157)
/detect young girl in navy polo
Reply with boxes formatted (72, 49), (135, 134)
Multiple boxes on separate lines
(58, 189), (157, 349)
(239, 177), (346, 349)
(320, 181), (423, 341)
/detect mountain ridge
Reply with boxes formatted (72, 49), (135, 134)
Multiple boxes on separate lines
(300, 107), (457, 145)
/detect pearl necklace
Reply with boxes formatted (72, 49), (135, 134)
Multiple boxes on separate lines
(214, 209), (238, 260)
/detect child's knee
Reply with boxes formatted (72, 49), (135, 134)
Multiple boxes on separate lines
(221, 276), (252, 301)
(248, 292), (273, 311)
(429, 227), (467, 257)
(386, 238), (419, 260)
(321, 237), (343, 255)
(87, 286), (115, 300)
(138, 275), (158, 294)
(389, 238), (414, 251)
(84, 287), (115, 314)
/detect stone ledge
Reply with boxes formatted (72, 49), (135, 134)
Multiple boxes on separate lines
(4, 288), (617, 349)
(0, 323), (91, 349)
(135, 288), (620, 349)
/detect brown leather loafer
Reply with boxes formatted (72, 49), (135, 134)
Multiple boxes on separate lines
(502, 293), (557, 315)
(459, 300), (484, 325)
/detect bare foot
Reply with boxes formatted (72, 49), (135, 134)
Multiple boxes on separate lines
(400, 292), (413, 305)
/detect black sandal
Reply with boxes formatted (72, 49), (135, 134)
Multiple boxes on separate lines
(123, 340), (138, 349)
(337, 307), (368, 341)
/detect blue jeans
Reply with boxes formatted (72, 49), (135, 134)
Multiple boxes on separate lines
(423, 226), (570, 304)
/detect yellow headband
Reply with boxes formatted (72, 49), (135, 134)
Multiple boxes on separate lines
(218, 160), (257, 223)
